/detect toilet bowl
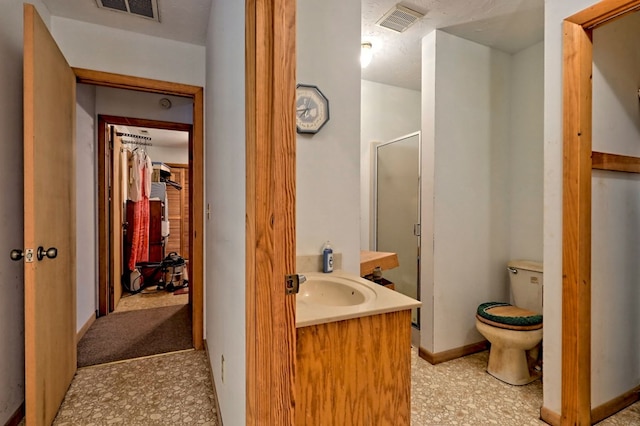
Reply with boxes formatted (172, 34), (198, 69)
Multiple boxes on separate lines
(476, 261), (543, 385)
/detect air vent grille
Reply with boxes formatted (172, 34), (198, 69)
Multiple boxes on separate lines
(96, 0), (159, 21)
(376, 4), (424, 33)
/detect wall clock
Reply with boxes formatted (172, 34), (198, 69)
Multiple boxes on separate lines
(296, 84), (330, 134)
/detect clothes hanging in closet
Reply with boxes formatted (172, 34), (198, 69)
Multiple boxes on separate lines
(127, 149), (153, 271)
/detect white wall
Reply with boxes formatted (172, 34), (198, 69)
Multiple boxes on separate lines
(544, 0), (640, 413)
(421, 30), (512, 353)
(95, 86), (193, 124)
(360, 80), (421, 250)
(508, 42), (544, 261)
(76, 84), (97, 332)
(146, 146), (189, 165)
(297, 0), (362, 274)
(205, 1), (246, 423)
(51, 17), (205, 87)
(0, 1), (51, 422)
(590, 11), (640, 407)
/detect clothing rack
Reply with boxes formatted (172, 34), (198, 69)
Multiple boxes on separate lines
(117, 132), (153, 146)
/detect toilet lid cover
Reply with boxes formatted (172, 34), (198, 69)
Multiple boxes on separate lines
(477, 302), (543, 328)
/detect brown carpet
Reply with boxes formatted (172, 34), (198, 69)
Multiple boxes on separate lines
(77, 304), (192, 367)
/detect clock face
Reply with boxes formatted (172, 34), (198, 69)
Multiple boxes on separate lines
(296, 84), (329, 134)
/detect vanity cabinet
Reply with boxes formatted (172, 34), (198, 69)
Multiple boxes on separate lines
(295, 309), (412, 425)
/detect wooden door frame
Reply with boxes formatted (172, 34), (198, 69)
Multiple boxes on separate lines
(561, 1), (640, 424)
(245, 0), (297, 423)
(75, 68), (204, 350)
(96, 115), (192, 313)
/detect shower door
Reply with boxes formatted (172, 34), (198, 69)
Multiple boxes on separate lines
(375, 132), (421, 327)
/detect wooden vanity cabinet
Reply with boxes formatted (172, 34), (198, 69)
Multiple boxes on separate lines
(295, 309), (412, 425)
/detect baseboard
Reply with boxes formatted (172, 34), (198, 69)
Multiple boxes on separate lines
(418, 341), (489, 365)
(539, 385), (640, 425)
(3, 402), (24, 426)
(539, 406), (560, 425)
(592, 384), (640, 423)
(204, 339), (223, 425)
(76, 311), (97, 345)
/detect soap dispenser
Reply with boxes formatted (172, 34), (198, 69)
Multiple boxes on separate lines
(322, 241), (334, 273)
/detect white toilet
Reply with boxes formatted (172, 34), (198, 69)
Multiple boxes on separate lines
(475, 260), (543, 385)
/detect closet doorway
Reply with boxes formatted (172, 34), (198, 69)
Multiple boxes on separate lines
(98, 115), (192, 315)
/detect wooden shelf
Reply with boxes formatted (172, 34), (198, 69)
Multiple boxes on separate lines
(360, 250), (399, 277)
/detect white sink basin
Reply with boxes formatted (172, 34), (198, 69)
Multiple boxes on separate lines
(298, 275), (376, 306)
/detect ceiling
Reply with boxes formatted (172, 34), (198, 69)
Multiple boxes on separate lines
(41, 0), (544, 91)
(362, 0), (544, 90)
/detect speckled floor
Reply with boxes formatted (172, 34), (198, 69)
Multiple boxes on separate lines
(52, 350), (218, 426)
(410, 347), (640, 425)
(22, 343), (640, 425)
(411, 348), (545, 425)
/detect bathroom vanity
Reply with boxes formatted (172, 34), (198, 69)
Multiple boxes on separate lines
(295, 272), (419, 425)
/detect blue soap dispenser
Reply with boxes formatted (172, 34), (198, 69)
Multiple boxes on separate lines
(322, 241), (334, 273)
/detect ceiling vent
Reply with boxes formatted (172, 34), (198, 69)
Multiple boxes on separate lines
(376, 4), (424, 33)
(96, 0), (159, 22)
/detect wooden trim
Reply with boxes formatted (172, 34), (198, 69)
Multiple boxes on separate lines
(540, 406), (561, 426)
(191, 87), (204, 350)
(561, 3), (640, 424)
(203, 340), (223, 425)
(86, 68), (204, 352)
(76, 312), (96, 345)
(592, 151), (640, 174)
(418, 341), (489, 365)
(591, 385), (640, 424)
(4, 402), (25, 426)
(246, 0), (297, 423)
(245, 0), (257, 420)
(97, 116), (109, 316)
(542, 385), (640, 425)
(73, 68), (202, 96)
(562, 19), (594, 426)
(99, 115), (192, 132)
(566, 0), (640, 28)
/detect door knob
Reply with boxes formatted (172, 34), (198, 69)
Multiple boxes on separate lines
(10, 249), (24, 261)
(37, 246), (58, 261)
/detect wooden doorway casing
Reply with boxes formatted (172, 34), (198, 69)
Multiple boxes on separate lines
(96, 115), (193, 314)
(245, 0), (297, 423)
(560, 1), (640, 424)
(75, 69), (204, 350)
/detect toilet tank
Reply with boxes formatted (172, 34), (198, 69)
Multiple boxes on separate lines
(508, 260), (543, 314)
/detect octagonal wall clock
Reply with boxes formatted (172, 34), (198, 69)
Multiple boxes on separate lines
(296, 84), (330, 134)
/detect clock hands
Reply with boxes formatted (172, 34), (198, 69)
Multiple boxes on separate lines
(296, 97), (314, 118)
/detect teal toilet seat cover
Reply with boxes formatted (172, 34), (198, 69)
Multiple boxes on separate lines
(477, 302), (543, 327)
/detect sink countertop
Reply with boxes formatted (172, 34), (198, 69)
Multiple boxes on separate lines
(296, 270), (421, 328)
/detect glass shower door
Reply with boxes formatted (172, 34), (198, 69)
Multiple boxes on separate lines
(375, 132), (421, 327)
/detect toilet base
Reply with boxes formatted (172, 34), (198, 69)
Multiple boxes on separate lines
(486, 345), (541, 385)
(476, 320), (542, 386)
